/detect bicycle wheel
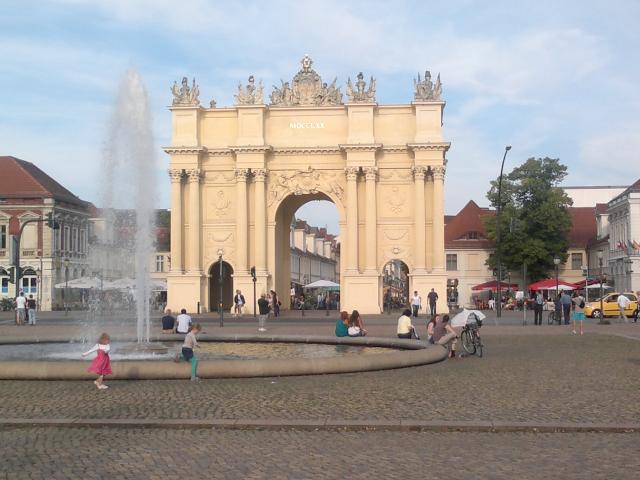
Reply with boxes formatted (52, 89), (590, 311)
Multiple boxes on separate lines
(547, 311), (555, 325)
(461, 329), (476, 355)
(474, 332), (483, 357)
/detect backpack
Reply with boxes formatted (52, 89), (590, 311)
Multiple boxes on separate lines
(579, 298), (585, 309)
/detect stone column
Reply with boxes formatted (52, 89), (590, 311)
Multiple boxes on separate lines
(253, 169), (267, 273)
(364, 167), (378, 273)
(235, 168), (249, 274)
(432, 166), (446, 271)
(413, 166), (427, 271)
(168, 169), (183, 273)
(345, 167), (360, 273)
(186, 168), (202, 273)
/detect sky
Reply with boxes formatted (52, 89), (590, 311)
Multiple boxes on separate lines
(2, 0), (639, 235)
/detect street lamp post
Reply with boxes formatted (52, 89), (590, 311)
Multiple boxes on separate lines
(495, 145), (512, 319)
(64, 258), (69, 316)
(598, 249), (605, 323)
(218, 251), (224, 328)
(553, 257), (561, 302)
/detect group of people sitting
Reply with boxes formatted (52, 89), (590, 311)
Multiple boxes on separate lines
(334, 310), (368, 337)
(334, 308), (459, 358)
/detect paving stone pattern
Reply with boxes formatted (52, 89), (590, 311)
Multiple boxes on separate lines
(0, 427), (637, 479)
(1, 335), (639, 425)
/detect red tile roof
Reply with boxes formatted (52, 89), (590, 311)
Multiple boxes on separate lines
(567, 207), (597, 248)
(0, 156), (87, 206)
(444, 200), (494, 249)
(445, 201), (597, 250)
(595, 203), (608, 214)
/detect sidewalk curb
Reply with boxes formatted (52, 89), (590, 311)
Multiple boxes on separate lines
(0, 418), (638, 433)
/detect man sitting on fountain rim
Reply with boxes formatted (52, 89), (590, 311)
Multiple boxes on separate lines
(176, 308), (192, 334)
(161, 308), (176, 333)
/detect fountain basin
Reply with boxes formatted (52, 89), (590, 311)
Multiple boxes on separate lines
(0, 334), (447, 380)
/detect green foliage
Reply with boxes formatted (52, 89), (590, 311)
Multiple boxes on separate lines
(484, 157), (573, 281)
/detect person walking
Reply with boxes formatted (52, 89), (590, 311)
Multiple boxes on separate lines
(82, 333), (112, 390)
(560, 291), (572, 325)
(617, 293), (630, 322)
(533, 291), (544, 325)
(426, 315), (438, 344)
(571, 292), (586, 335)
(233, 290), (245, 317)
(427, 288), (438, 317)
(410, 291), (422, 318)
(15, 291), (26, 325)
(176, 308), (192, 334)
(257, 293), (270, 332)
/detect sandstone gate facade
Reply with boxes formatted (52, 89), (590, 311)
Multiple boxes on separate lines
(166, 56), (450, 315)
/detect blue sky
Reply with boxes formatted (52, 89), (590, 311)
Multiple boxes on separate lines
(2, 0), (639, 235)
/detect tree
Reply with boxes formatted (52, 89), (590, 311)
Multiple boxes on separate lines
(484, 157), (573, 282)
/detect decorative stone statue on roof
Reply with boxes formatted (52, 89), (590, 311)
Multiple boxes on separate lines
(414, 70), (442, 101)
(270, 54), (343, 106)
(346, 72), (376, 103)
(171, 77), (200, 106)
(235, 75), (264, 105)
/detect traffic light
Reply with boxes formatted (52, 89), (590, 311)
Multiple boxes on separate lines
(7, 266), (22, 284)
(46, 212), (60, 230)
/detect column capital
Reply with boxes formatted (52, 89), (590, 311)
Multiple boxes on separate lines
(185, 168), (202, 183)
(412, 165), (427, 181)
(345, 166), (360, 181)
(432, 165), (446, 180)
(363, 166), (378, 181)
(253, 168), (268, 182)
(168, 169), (183, 183)
(235, 168), (250, 182)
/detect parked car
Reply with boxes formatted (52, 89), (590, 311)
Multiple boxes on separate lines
(583, 292), (638, 319)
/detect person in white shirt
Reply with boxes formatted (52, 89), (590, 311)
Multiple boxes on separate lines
(176, 308), (192, 334)
(410, 291), (422, 318)
(15, 291), (27, 325)
(397, 309), (415, 339)
(617, 294), (630, 322)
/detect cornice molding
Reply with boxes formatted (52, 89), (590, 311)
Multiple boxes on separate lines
(339, 143), (382, 152)
(407, 142), (451, 152)
(229, 145), (273, 154)
(206, 148), (233, 157)
(381, 145), (409, 153)
(163, 146), (208, 155)
(271, 146), (342, 155)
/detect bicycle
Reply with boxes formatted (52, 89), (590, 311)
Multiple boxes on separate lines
(460, 318), (483, 357)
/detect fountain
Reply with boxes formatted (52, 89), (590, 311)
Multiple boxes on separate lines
(95, 68), (156, 345)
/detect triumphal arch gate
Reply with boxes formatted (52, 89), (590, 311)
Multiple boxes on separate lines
(166, 55), (450, 315)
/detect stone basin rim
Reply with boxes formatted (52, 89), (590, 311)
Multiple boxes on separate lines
(0, 335), (448, 380)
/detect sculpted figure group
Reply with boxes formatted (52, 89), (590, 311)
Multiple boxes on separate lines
(172, 56), (443, 107)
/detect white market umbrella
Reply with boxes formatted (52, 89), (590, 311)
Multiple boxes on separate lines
(107, 277), (136, 290)
(585, 283), (612, 290)
(450, 309), (487, 328)
(54, 276), (102, 289)
(303, 280), (340, 289)
(150, 279), (167, 291)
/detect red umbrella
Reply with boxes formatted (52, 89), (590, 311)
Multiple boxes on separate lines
(471, 280), (519, 292)
(528, 279), (579, 291)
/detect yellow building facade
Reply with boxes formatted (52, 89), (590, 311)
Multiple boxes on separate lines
(165, 56), (449, 314)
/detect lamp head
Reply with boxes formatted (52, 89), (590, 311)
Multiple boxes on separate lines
(505, 145), (512, 151)
(553, 257), (561, 265)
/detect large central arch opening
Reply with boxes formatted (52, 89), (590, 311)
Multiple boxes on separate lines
(273, 194), (341, 311)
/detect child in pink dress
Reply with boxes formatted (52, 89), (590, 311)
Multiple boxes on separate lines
(82, 333), (112, 390)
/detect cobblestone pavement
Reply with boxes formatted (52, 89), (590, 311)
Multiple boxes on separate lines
(0, 427), (637, 479)
(1, 335), (639, 425)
